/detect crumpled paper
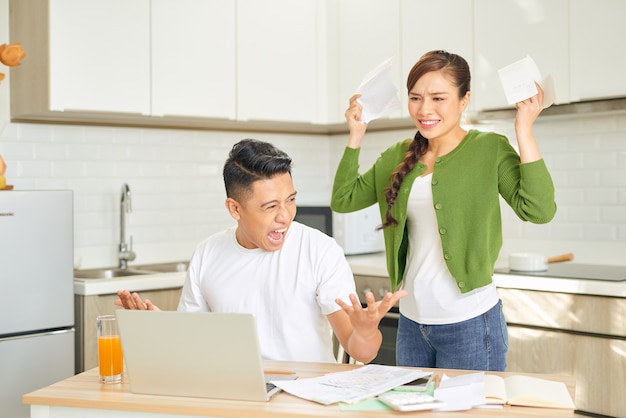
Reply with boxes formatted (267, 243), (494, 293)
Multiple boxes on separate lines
(355, 57), (401, 123)
(497, 55), (555, 108)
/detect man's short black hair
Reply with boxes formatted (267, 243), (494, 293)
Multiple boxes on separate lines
(223, 139), (293, 201)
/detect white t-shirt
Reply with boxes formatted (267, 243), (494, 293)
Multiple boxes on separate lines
(177, 221), (356, 362)
(400, 174), (499, 324)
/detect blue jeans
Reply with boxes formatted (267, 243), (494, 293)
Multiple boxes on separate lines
(396, 300), (508, 371)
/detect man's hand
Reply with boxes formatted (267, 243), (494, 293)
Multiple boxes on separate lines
(336, 289), (407, 335)
(115, 289), (161, 310)
(332, 289), (407, 363)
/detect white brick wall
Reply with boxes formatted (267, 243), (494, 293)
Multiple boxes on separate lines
(489, 114), (626, 265)
(0, 123), (331, 268)
(331, 112), (626, 266)
(2, 113), (625, 269)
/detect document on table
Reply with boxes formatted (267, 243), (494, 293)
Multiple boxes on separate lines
(355, 56), (401, 123)
(270, 364), (430, 405)
(433, 372), (487, 411)
(497, 55), (555, 108)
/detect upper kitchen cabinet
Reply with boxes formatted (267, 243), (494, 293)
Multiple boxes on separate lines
(569, 0), (626, 101)
(331, 0), (473, 124)
(151, 0), (236, 119)
(10, 0), (237, 124)
(10, 0), (151, 117)
(473, 0), (569, 111)
(400, 0), (473, 114)
(332, 0), (402, 124)
(236, 0), (326, 124)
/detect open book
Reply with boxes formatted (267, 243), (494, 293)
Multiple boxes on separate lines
(484, 374), (575, 409)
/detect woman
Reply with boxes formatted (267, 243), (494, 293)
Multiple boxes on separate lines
(331, 50), (556, 371)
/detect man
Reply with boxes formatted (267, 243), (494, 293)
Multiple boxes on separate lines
(117, 139), (406, 363)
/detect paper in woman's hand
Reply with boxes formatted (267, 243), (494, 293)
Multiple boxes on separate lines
(355, 57), (401, 123)
(497, 55), (555, 108)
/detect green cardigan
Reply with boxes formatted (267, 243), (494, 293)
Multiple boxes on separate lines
(331, 130), (556, 292)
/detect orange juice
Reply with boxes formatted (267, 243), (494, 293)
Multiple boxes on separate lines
(98, 335), (123, 377)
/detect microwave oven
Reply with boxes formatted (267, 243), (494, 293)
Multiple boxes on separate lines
(294, 205), (384, 255)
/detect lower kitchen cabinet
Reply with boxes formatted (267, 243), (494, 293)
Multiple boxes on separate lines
(74, 287), (182, 373)
(499, 288), (626, 418)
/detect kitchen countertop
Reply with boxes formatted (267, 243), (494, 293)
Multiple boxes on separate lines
(346, 252), (389, 276)
(493, 270), (626, 298)
(73, 271), (186, 296)
(345, 253), (626, 299)
(74, 253), (626, 298)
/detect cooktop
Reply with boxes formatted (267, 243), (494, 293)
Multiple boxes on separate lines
(494, 263), (626, 282)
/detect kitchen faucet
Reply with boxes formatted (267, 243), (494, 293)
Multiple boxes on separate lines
(118, 183), (136, 269)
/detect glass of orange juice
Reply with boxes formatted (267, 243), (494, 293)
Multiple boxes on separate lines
(96, 315), (123, 383)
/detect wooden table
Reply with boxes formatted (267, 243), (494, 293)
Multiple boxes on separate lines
(24, 360), (577, 418)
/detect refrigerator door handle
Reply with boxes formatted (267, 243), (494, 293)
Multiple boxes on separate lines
(0, 327), (75, 342)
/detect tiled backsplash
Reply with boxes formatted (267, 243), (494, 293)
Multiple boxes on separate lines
(2, 112), (625, 269)
(0, 123), (332, 268)
(330, 112), (626, 266)
(487, 113), (626, 265)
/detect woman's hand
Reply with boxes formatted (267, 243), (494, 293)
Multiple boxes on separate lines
(514, 83), (544, 163)
(515, 83), (544, 133)
(345, 94), (368, 148)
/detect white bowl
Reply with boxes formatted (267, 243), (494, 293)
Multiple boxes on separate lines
(508, 253), (548, 272)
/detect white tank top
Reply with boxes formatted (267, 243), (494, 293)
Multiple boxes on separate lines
(399, 173), (499, 324)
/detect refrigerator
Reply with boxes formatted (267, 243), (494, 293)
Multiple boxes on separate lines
(0, 190), (75, 418)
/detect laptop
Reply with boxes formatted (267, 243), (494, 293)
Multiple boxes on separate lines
(115, 309), (297, 401)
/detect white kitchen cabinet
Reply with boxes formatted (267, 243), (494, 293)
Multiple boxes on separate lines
(151, 0), (236, 119)
(332, 0), (402, 124)
(569, 0), (626, 101)
(333, 1), (474, 123)
(400, 0), (473, 114)
(11, 0), (236, 121)
(236, 0), (326, 124)
(48, 0), (151, 114)
(473, 0), (569, 111)
(12, 1), (624, 130)
(10, 0), (151, 116)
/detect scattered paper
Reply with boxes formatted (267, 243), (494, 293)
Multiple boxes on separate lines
(433, 372), (486, 411)
(271, 364), (429, 405)
(355, 57), (401, 123)
(497, 55), (555, 108)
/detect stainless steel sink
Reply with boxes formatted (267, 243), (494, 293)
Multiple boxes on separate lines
(134, 261), (188, 273)
(74, 268), (151, 280)
(74, 261), (188, 280)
